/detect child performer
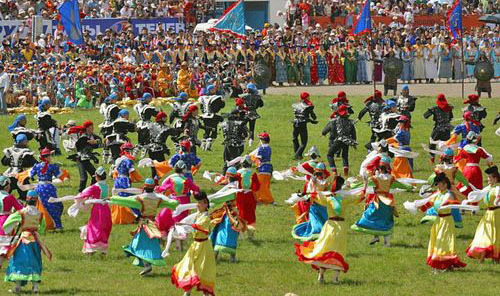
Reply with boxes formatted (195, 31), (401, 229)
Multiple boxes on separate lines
(110, 178), (178, 276)
(465, 166), (499, 263)
(3, 190), (51, 294)
(254, 132), (274, 204)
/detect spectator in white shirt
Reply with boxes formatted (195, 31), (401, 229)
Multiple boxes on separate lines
(120, 4), (133, 18)
(0, 65), (11, 115)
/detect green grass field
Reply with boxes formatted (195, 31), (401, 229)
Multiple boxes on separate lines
(0, 94), (499, 296)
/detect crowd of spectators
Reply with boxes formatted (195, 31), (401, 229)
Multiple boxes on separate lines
(0, 0), (216, 24)
(0, 0), (498, 110)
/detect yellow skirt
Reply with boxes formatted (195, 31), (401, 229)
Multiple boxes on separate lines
(295, 220), (349, 272)
(391, 157), (413, 179)
(171, 240), (216, 295)
(111, 205), (136, 225)
(466, 209), (500, 261)
(255, 173), (273, 204)
(427, 215), (466, 269)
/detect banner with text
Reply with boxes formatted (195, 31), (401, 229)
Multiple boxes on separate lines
(0, 17), (184, 41)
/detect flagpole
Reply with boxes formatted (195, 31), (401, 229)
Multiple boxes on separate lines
(460, 37), (464, 100)
(371, 32), (376, 97)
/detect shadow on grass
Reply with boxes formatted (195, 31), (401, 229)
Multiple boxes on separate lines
(40, 288), (96, 294)
(457, 234), (474, 240)
(337, 278), (364, 286)
(392, 242), (425, 249)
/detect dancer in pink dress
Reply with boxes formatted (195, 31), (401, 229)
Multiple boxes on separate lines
(155, 160), (200, 239)
(75, 167), (113, 254)
(0, 176), (23, 263)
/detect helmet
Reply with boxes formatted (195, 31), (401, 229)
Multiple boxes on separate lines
(15, 134), (28, 144)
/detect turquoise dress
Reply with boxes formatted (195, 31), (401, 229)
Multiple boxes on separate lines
(292, 202), (328, 241)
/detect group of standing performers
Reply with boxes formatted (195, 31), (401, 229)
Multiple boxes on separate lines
(0, 81), (497, 295)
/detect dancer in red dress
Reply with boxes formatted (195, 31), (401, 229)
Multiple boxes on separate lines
(453, 131), (494, 192)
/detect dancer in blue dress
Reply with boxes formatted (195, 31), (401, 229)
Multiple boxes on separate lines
(351, 155), (412, 246)
(3, 190), (51, 294)
(112, 142), (143, 224)
(110, 178), (178, 276)
(169, 139), (201, 180)
(29, 148), (63, 231)
(210, 170), (246, 263)
(293, 164), (345, 242)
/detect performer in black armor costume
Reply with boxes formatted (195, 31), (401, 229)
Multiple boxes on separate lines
(423, 94), (454, 163)
(322, 105), (357, 176)
(67, 121), (102, 192)
(239, 83), (263, 146)
(180, 104), (202, 155)
(133, 92), (159, 157)
(221, 109), (249, 173)
(35, 97), (61, 154)
(8, 114), (37, 143)
(291, 92), (317, 160)
(394, 84), (417, 118)
(198, 85), (225, 151)
(1, 134), (37, 200)
(169, 92), (191, 124)
(373, 100), (399, 140)
(99, 93), (121, 163)
(329, 91), (354, 116)
(358, 90), (384, 151)
(106, 109), (136, 161)
(148, 112), (176, 178)
(462, 94), (487, 132)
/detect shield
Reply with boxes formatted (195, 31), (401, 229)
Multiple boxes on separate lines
(383, 57), (403, 78)
(474, 60), (494, 81)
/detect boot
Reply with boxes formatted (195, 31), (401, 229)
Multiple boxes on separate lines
(317, 269), (325, 284)
(332, 270), (340, 284)
(32, 282), (39, 294)
(200, 139), (207, 151)
(369, 236), (380, 245)
(214, 251), (219, 262)
(205, 139), (213, 151)
(383, 235), (391, 247)
(230, 254), (237, 263)
(248, 139), (253, 147)
(343, 167), (349, 177)
(429, 157), (435, 165)
(140, 263), (152, 276)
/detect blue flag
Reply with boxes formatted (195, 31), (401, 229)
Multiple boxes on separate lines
(447, 0), (462, 40)
(58, 0), (84, 45)
(351, 0), (371, 36)
(210, 0), (246, 39)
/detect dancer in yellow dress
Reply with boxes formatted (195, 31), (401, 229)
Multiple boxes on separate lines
(171, 192), (216, 296)
(417, 173), (467, 271)
(295, 176), (350, 284)
(465, 166), (499, 263)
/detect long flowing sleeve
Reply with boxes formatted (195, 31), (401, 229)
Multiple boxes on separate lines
(158, 198), (179, 210)
(2, 212), (22, 234)
(108, 196), (142, 209)
(391, 180), (413, 191)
